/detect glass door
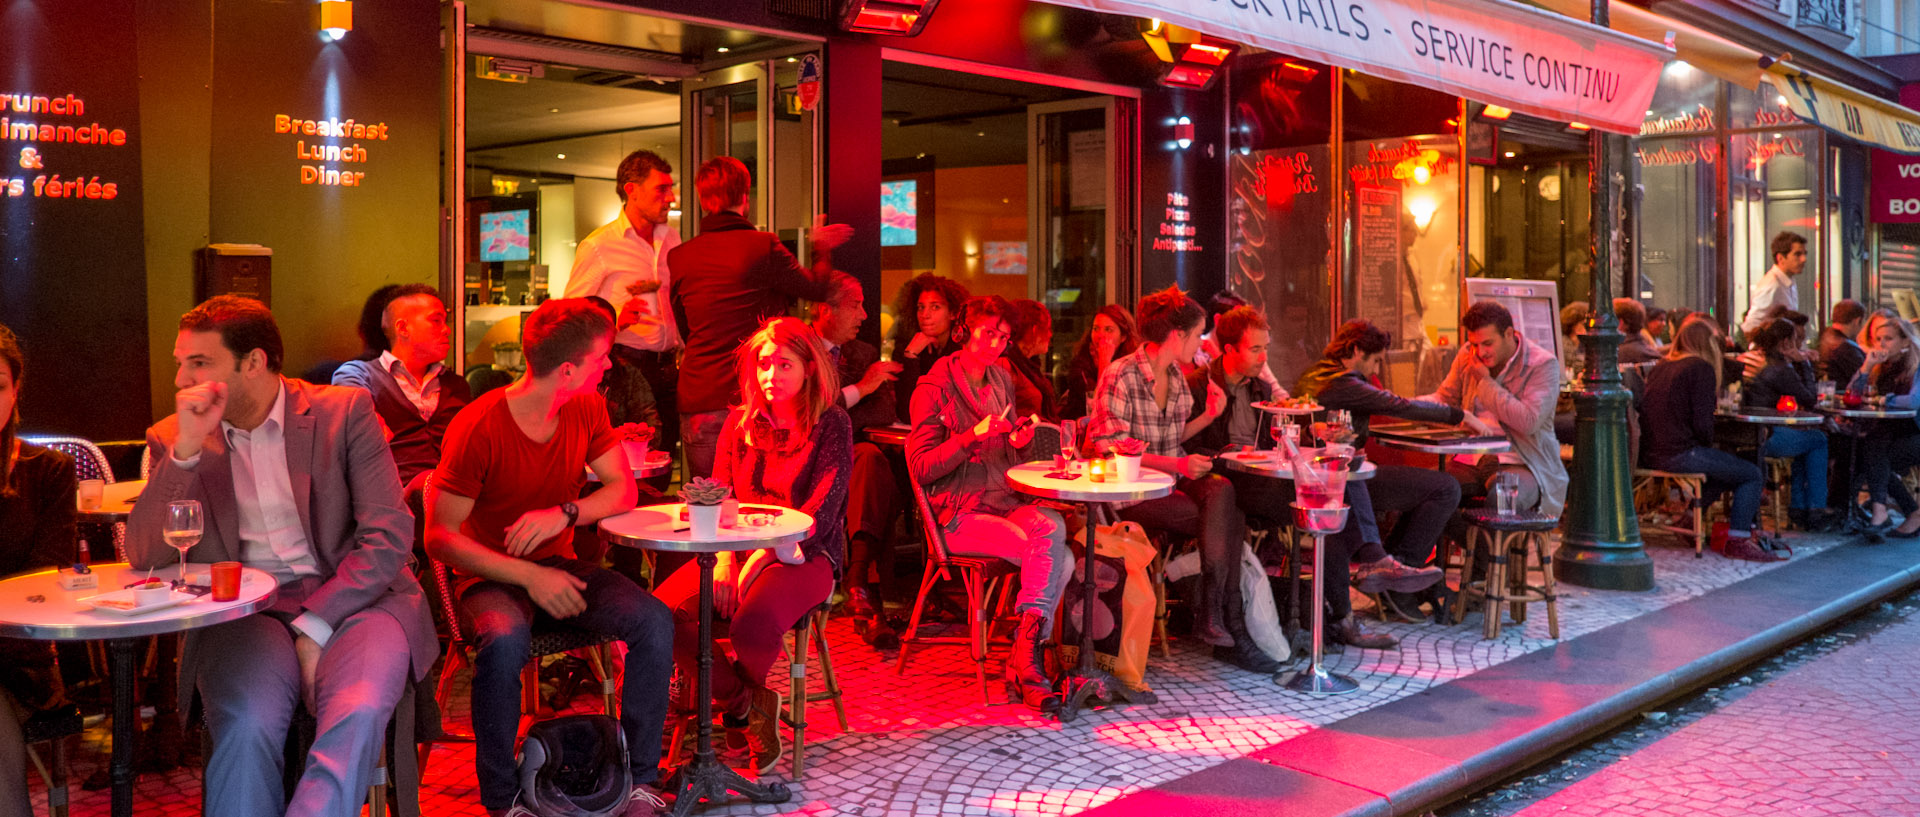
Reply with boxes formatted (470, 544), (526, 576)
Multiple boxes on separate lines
(1028, 97), (1136, 365)
(679, 55), (820, 245)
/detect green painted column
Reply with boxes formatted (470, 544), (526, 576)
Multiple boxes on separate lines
(1557, 0), (1653, 591)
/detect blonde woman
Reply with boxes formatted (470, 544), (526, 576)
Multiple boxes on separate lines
(1852, 314), (1920, 537)
(652, 317), (851, 773)
(1637, 316), (1776, 561)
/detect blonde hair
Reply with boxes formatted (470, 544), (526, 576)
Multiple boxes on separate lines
(1665, 313), (1725, 394)
(731, 317), (840, 448)
(1872, 314), (1920, 392)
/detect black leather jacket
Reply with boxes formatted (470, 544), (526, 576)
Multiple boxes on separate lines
(1294, 358), (1463, 444)
(1183, 358), (1274, 457)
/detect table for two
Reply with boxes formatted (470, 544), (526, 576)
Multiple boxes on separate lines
(0, 563), (276, 817)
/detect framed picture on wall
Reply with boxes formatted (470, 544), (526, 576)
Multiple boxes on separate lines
(881, 158), (935, 271)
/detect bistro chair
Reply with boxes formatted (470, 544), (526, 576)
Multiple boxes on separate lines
(24, 434), (123, 561)
(1633, 468), (1708, 556)
(663, 601), (848, 779)
(894, 469), (1017, 705)
(1451, 508), (1561, 639)
(20, 704), (83, 817)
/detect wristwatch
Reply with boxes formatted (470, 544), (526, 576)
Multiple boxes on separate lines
(560, 502), (581, 527)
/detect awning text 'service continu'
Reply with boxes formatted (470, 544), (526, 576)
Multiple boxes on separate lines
(1058, 0), (1672, 134)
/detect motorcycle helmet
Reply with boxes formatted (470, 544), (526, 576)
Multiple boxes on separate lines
(515, 714), (632, 817)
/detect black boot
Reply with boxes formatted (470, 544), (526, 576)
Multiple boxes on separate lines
(1195, 572), (1236, 647)
(1005, 611), (1060, 714)
(848, 586), (900, 650)
(1211, 585), (1282, 673)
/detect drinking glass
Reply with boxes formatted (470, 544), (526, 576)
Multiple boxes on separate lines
(164, 500), (203, 587)
(1493, 472), (1521, 517)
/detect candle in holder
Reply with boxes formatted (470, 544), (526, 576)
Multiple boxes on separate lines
(1088, 457), (1107, 482)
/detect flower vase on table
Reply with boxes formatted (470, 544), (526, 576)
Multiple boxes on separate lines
(681, 477), (731, 539)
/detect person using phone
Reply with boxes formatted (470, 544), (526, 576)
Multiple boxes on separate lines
(907, 296), (1072, 712)
(1419, 301), (1569, 518)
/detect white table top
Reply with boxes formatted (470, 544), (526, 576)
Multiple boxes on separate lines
(599, 503), (813, 554)
(0, 562), (277, 641)
(1817, 405), (1917, 419)
(77, 480), (144, 521)
(585, 451), (672, 481)
(1005, 461), (1176, 503)
(1218, 450), (1378, 481)
(1373, 436), (1512, 456)
(1715, 408), (1824, 426)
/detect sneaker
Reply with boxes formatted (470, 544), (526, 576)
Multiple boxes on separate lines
(623, 784), (669, 816)
(743, 686), (783, 774)
(1721, 535), (1785, 562)
(1326, 615), (1399, 649)
(1351, 557), (1444, 594)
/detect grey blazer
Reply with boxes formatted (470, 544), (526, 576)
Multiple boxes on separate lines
(127, 378), (438, 686)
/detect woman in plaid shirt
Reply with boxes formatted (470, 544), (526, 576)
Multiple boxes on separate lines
(1090, 287), (1244, 649)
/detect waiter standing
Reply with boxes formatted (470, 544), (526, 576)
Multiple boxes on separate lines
(1739, 231), (1806, 337)
(566, 149), (683, 460)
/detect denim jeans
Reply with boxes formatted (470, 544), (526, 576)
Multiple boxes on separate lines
(459, 558), (675, 809)
(681, 409), (730, 482)
(1652, 447), (1763, 533)
(945, 505), (1073, 620)
(1117, 474), (1245, 630)
(1762, 427), (1828, 511)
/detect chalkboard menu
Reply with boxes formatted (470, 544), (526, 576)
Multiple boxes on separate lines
(0, 0), (150, 440)
(1354, 186), (1403, 331)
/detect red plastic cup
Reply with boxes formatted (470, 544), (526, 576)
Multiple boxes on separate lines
(211, 561), (241, 602)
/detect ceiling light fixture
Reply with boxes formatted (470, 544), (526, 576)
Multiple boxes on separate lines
(838, 0), (942, 36)
(716, 46), (730, 53)
(1141, 21), (1234, 91)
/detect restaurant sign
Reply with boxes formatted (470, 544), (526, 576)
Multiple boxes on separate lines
(1050, 0), (1670, 133)
(1870, 150), (1920, 223)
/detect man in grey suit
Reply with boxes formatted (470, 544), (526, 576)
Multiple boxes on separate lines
(128, 295), (437, 817)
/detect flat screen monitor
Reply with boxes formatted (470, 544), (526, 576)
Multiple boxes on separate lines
(880, 180), (917, 247)
(479, 210), (532, 262)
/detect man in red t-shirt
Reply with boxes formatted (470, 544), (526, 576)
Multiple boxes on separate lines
(425, 299), (673, 816)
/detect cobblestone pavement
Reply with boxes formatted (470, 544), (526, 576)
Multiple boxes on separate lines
(22, 529), (1853, 817)
(1443, 591), (1920, 817)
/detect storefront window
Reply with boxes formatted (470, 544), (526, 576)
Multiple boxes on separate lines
(1634, 62), (1721, 316)
(1729, 127), (1824, 328)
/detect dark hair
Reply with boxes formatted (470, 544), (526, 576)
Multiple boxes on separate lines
(1831, 299), (1867, 327)
(616, 150), (673, 201)
(888, 273), (971, 351)
(1205, 291), (1249, 331)
(1647, 306), (1668, 324)
(355, 283), (439, 357)
(1215, 306), (1269, 350)
(0, 323), (21, 497)
(1067, 304), (1138, 379)
(1322, 319), (1391, 361)
(1770, 231), (1806, 264)
(695, 156), (750, 215)
(1560, 302), (1590, 338)
(584, 296), (616, 321)
(1135, 286), (1205, 344)
(522, 298), (613, 377)
(1007, 299), (1051, 347)
(961, 295), (1017, 335)
(1612, 298), (1646, 335)
(1462, 301), (1515, 335)
(1780, 309), (1809, 328)
(180, 295), (284, 373)
(1752, 318), (1801, 360)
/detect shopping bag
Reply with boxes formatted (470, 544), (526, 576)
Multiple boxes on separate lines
(1057, 520), (1157, 690)
(1239, 543), (1291, 664)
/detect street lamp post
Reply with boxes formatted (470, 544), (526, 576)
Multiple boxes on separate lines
(1557, 0), (1654, 591)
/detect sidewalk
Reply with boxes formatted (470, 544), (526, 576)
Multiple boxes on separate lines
(25, 529), (1898, 817)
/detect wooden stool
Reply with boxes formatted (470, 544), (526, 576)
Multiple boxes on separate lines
(780, 604), (848, 780)
(1633, 468), (1708, 557)
(1452, 509), (1561, 639)
(1764, 457), (1793, 532)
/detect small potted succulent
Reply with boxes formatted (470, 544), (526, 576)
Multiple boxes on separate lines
(1113, 437), (1147, 482)
(680, 477), (732, 538)
(617, 422), (656, 471)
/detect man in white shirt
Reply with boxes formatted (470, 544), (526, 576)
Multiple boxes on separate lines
(1740, 231), (1807, 336)
(565, 149), (683, 461)
(128, 296), (435, 817)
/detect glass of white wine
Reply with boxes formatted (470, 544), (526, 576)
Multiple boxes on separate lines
(164, 500), (203, 587)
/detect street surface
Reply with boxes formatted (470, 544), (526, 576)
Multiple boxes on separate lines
(1441, 589), (1920, 817)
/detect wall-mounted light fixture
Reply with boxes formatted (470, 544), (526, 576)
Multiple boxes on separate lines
(839, 0), (942, 36)
(1173, 116), (1194, 150)
(316, 0), (352, 42)
(1141, 20), (1234, 91)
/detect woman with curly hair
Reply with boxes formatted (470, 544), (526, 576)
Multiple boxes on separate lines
(1059, 304), (1137, 420)
(889, 273), (970, 423)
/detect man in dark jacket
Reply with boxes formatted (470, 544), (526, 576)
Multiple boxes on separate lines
(1819, 299), (1868, 385)
(1296, 319), (1466, 628)
(812, 272), (907, 648)
(1188, 309), (1438, 651)
(669, 156), (852, 479)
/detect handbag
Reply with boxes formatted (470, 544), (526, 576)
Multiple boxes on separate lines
(1057, 520), (1157, 691)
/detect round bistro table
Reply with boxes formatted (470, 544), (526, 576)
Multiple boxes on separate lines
(598, 503), (812, 816)
(1005, 462), (1174, 722)
(0, 563), (276, 817)
(1817, 404), (1916, 533)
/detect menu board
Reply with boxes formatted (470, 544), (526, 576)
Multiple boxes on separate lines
(1354, 186), (1403, 332)
(1465, 278), (1563, 360)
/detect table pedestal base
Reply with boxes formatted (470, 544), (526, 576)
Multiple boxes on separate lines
(1056, 667), (1154, 723)
(108, 637), (137, 817)
(1282, 665), (1359, 695)
(1277, 530), (1361, 697)
(663, 754), (790, 817)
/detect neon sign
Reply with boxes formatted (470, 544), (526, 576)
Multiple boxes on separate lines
(0, 92), (130, 200)
(272, 114), (391, 187)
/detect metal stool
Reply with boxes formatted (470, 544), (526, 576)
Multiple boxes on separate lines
(1451, 509), (1561, 639)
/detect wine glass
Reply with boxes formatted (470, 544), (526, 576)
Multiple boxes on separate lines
(164, 500), (203, 588)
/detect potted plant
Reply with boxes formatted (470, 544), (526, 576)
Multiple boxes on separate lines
(680, 477), (731, 538)
(617, 422), (656, 471)
(1114, 438), (1147, 482)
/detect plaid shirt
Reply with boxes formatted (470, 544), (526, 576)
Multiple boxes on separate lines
(1090, 348), (1191, 458)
